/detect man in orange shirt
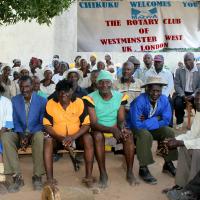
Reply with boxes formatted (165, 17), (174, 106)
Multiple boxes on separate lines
(43, 80), (94, 187)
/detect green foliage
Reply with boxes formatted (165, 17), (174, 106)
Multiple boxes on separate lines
(0, 0), (74, 25)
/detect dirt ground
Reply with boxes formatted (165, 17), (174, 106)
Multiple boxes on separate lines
(0, 119), (191, 200)
(0, 144), (176, 200)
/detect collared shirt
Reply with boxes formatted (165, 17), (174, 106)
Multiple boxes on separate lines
(127, 93), (172, 130)
(144, 67), (174, 97)
(24, 99), (31, 134)
(0, 96), (13, 130)
(43, 98), (90, 137)
(140, 66), (152, 82)
(176, 111), (200, 149)
(149, 102), (158, 118)
(114, 78), (143, 110)
(185, 66), (198, 93)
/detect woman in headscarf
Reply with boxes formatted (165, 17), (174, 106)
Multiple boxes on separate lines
(10, 66), (30, 97)
(40, 67), (55, 97)
(78, 59), (91, 89)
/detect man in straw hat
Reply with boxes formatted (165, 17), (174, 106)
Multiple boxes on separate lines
(127, 76), (178, 185)
(84, 70), (136, 188)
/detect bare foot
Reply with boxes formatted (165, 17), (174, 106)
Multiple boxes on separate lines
(126, 173), (140, 186)
(82, 177), (96, 188)
(99, 174), (108, 189)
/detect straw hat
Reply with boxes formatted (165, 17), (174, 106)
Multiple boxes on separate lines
(141, 76), (167, 88)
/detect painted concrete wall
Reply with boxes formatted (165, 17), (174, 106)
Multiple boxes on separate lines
(0, 2), (199, 72)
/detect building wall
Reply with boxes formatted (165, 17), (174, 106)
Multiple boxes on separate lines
(0, 2), (199, 72)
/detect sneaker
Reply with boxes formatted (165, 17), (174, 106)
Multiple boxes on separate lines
(32, 175), (42, 191)
(8, 175), (24, 193)
(139, 166), (157, 185)
(163, 161), (176, 177)
(175, 123), (183, 130)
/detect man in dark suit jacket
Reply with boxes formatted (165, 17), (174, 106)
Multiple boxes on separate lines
(174, 52), (200, 129)
(1, 76), (46, 193)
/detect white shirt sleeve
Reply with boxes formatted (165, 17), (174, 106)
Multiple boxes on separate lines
(2, 98), (13, 129)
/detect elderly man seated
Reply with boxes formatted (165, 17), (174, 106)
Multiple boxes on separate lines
(43, 80), (94, 188)
(127, 76), (178, 185)
(84, 70), (136, 188)
(114, 61), (143, 112)
(2, 76), (47, 192)
(174, 52), (200, 129)
(164, 90), (200, 196)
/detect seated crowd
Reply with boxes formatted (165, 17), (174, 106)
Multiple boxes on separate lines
(0, 52), (200, 200)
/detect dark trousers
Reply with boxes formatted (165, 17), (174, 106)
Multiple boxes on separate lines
(168, 96), (173, 127)
(185, 170), (200, 196)
(174, 92), (194, 125)
(133, 126), (178, 166)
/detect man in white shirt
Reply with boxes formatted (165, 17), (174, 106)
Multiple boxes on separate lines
(0, 84), (14, 194)
(164, 90), (200, 194)
(140, 54), (153, 81)
(144, 55), (174, 98)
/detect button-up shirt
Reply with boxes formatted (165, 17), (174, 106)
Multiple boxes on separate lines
(144, 67), (174, 97)
(114, 78), (143, 110)
(185, 66), (198, 93)
(176, 111), (200, 149)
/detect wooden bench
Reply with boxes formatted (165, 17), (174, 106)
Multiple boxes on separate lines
(18, 147), (84, 155)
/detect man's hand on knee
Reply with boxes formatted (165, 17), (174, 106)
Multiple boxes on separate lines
(164, 138), (184, 150)
(121, 128), (132, 142)
(20, 134), (32, 151)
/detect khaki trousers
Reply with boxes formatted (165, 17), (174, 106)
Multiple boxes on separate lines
(1, 131), (45, 176)
(175, 147), (200, 187)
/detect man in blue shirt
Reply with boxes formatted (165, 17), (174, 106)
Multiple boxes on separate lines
(1, 76), (46, 193)
(127, 76), (178, 185)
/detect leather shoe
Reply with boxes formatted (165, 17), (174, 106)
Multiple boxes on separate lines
(8, 175), (24, 193)
(167, 189), (198, 200)
(139, 166), (157, 185)
(163, 161), (176, 177)
(32, 175), (42, 191)
(162, 185), (183, 194)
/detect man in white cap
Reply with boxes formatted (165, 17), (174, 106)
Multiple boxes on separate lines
(127, 76), (177, 185)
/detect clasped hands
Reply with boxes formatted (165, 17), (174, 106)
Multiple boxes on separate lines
(112, 127), (131, 143)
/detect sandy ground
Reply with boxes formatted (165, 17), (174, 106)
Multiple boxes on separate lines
(0, 144), (176, 200)
(0, 118), (191, 200)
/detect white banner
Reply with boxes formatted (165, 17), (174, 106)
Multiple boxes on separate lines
(77, 0), (200, 52)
